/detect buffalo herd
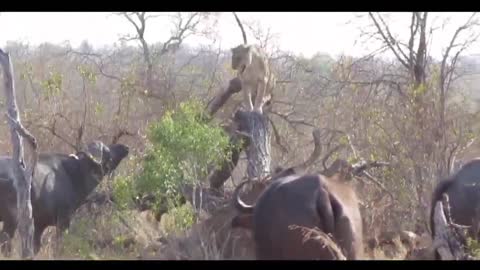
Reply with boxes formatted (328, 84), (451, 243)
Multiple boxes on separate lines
(230, 158), (480, 260)
(0, 137), (479, 260)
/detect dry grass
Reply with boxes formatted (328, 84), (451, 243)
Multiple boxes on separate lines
(0, 218), (420, 261)
(288, 225), (347, 260)
(0, 200), (430, 261)
(137, 179), (265, 260)
(0, 227), (59, 260)
(366, 235), (416, 260)
(138, 204), (255, 260)
(0, 203), (161, 260)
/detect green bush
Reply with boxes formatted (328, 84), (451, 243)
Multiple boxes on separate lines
(160, 202), (197, 236)
(62, 218), (93, 259)
(134, 100), (234, 212)
(112, 174), (135, 210)
(61, 209), (136, 259)
(467, 237), (480, 259)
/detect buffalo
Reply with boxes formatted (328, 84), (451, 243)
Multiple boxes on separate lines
(430, 158), (480, 253)
(430, 159), (480, 259)
(231, 166), (364, 260)
(0, 140), (129, 255)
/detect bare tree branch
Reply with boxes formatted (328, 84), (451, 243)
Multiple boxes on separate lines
(368, 12), (410, 69)
(357, 170), (395, 202)
(120, 12), (153, 90)
(111, 127), (137, 144)
(268, 117), (288, 154)
(5, 114), (37, 149)
(158, 12), (202, 56)
(296, 128), (322, 170)
(65, 49), (123, 82)
(270, 110), (315, 128)
(376, 13), (410, 65)
(35, 122), (77, 151)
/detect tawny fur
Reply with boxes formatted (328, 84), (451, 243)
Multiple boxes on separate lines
(231, 44), (275, 112)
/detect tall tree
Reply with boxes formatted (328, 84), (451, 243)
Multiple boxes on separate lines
(0, 49), (38, 259)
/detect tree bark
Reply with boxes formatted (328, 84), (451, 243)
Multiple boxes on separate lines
(206, 78), (242, 116)
(208, 131), (246, 190)
(234, 110), (271, 180)
(0, 49), (38, 259)
(122, 12), (153, 91)
(206, 77), (244, 190)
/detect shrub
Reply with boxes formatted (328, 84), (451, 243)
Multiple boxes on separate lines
(466, 237), (480, 259)
(160, 202), (197, 236)
(134, 100), (234, 214)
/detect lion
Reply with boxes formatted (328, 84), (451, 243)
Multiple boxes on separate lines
(231, 44), (275, 113)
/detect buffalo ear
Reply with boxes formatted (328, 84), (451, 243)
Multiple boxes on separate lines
(231, 214), (254, 230)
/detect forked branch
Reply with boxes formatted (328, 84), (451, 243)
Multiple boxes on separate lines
(5, 114), (37, 151)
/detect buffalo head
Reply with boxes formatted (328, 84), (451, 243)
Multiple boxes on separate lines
(71, 141), (129, 176)
(103, 143), (130, 174)
(66, 141), (130, 191)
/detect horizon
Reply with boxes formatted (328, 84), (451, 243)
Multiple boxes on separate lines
(0, 12), (479, 60)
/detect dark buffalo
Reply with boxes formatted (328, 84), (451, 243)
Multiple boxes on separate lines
(231, 168), (364, 260)
(430, 158), (480, 245)
(0, 141), (129, 255)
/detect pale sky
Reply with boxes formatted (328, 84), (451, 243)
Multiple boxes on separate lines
(0, 12), (479, 59)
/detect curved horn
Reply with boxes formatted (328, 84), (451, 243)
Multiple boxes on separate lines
(78, 151), (102, 167)
(232, 180), (255, 214)
(233, 12), (247, 44)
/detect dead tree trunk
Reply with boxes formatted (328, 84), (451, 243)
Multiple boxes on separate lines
(206, 78), (246, 190)
(0, 49), (38, 259)
(208, 130), (246, 190)
(234, 110), (271, 180)
(231, 12), (272, 180)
